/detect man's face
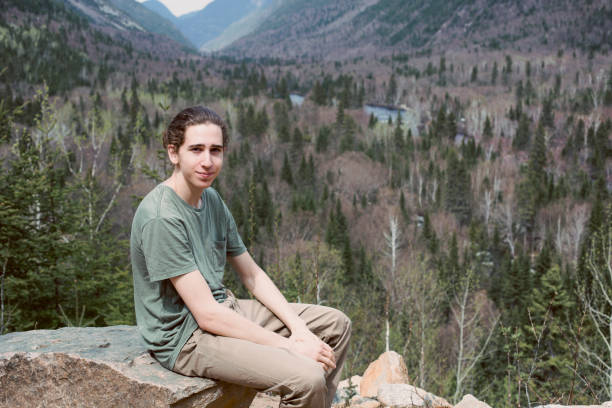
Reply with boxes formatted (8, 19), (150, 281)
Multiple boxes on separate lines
(168, 123), (224, 191)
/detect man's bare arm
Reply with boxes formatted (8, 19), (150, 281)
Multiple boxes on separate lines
(229, 251), (336, 370)
(170, 270), (290, 348)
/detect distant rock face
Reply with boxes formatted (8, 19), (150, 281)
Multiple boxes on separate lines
(360, 351), (410, 398)
(454, 394), (492, 408)
(0, 326), (256, 408)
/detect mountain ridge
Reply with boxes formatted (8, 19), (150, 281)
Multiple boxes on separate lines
(220, 0), (612, 60)
(65, 0), (192, 48)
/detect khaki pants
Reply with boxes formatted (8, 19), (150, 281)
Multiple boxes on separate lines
(172, 292), (351, 408)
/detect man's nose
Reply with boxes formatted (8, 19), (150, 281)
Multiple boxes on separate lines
(201, 150), (212, 167)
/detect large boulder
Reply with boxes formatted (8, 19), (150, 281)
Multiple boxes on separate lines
(454, 394), (492, 408)
(377, 383), (451, 408)
(0, 326), (257, 408)
(360, 351), (410, 397)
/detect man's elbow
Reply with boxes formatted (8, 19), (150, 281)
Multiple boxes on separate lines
(192, 303), (225, 333)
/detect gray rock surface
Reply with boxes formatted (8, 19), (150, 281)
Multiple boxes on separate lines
(454, 394), (492, 408)
(0, 325), (256, 408)
(376, 383), (451, 408)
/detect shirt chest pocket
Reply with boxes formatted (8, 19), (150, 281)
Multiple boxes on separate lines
(209, 239), (226, 271)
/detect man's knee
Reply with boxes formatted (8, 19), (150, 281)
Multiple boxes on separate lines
(327, 308), (351, 339)
(295, 364), (327, 395)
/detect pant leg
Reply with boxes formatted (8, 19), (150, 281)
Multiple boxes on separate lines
(173, 328), (327, 408)
(172, 295), (350, 408)
(237, 299), (352, 407)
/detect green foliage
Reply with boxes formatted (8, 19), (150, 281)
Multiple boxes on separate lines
(445, 150), (472, 225)
(520, 264), (575, 403)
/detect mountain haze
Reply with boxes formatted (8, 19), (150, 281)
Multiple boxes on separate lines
(141, 0), (177, 24)
(200, 0), (282, 52)
(176, 0), (273, 49)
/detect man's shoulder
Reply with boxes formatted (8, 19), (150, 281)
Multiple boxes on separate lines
(203, 187), (228, 211)
(133, 185), (180, 226)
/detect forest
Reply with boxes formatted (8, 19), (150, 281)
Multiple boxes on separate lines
(0, 1), (611, 407)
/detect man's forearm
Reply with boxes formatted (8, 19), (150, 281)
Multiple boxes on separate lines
(248, 269), (308, 332)
(171, 269), (290, 348)
(231, 252), (307, 333)
(199, 301), (291, 347)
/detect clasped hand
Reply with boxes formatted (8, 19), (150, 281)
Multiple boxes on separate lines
(288, 327), (336, 372)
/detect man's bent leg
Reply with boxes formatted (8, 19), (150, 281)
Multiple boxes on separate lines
(173, 329), (327, 408)
(238, 300), (352, 407)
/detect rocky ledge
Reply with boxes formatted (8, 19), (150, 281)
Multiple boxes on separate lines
(0, 325), (256, 408)
(333, 351), (612, 408)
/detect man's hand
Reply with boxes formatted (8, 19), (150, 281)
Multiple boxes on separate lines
(288, 327), (336, 372)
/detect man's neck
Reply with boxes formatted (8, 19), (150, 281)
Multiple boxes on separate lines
(164, 175), (203, 208)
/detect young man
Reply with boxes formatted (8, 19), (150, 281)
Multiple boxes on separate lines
(131, 106), (351, 408)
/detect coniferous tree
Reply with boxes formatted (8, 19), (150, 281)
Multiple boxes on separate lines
(491, 61), (498, 85)
(280, 152), (293, 186)
(445, 151), (472, 224)
(604, 66), (612, 106)
(517, 122), (547, 236)
(513, 113), (531, 150)
(541, 96), (555, 128)
(521, 264), (574, 403)
(483, 116), (493, 140)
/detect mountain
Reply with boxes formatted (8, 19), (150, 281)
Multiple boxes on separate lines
(176, 0), (273, 50)
(220, 0), (612, 59)
(200, 0), (282, 52)
(65, 0), (192, 48)
(141, 0), (177, 24)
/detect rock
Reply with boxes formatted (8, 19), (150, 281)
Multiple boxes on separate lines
(360, 351), (410, 397)
(454, 394), (492, 408)
(0, 326), (256, 407)
(377, 383), (451, 408)
(351, 399), (382, 408)
(331, 395), (380, 408)
(250, 392), (280, 408)
(335, 375), (362, 403)
(534, 405), (611, 408)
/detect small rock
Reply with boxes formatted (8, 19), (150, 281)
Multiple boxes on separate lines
(250, 392), (280, 408)
(455, 394), (492, 408)
(335, 375), (362, 403)
(360, 351), (410, 397)
(377, 383), (451, 408)
(352, 399), (382, 408)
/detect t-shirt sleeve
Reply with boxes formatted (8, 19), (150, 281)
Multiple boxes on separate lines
(223, 202), (247, 257)
(141, 217), (198, 282)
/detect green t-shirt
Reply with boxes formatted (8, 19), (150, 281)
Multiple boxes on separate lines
(130, 184), (246, 370)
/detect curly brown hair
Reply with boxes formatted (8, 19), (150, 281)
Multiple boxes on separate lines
(162, 106), (229, 150)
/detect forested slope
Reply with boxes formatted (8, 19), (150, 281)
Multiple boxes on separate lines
(1, 1), (611, 407)
(223, 0), (612, 60)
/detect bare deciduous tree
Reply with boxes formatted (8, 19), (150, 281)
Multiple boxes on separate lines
(451, 270), (500, 403)
(382, 215), (401, 352)
(401, 253), (443, 389)
(577, 224), (612, 400)
(497, 201), (517, 258)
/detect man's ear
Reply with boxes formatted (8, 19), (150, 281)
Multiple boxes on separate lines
(167, 144), (179, 165)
